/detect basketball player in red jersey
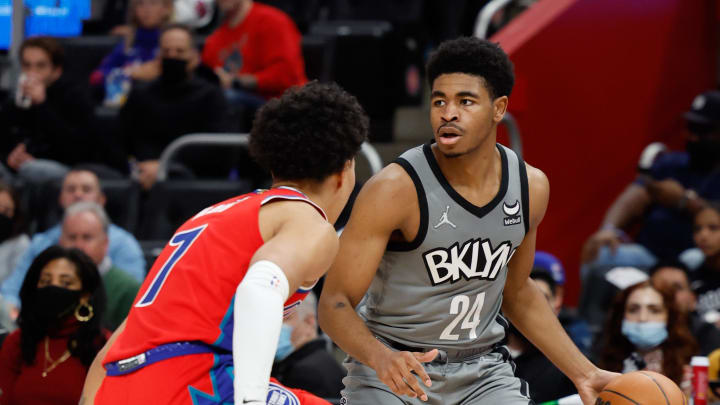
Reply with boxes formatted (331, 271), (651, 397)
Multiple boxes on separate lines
(80, 81), (368, 405)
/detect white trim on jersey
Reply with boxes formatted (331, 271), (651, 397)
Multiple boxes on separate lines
(297, 280), (318, 293)
(262, 186), (328, 220)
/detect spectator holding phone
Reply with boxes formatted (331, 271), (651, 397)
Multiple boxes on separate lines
(581, 90), (720, 278)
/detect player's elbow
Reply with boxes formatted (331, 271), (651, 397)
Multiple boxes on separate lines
(317, 289), (350, 333)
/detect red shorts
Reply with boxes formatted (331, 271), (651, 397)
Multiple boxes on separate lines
(96, 352), (228, 404)
(96, 352), (331, 405)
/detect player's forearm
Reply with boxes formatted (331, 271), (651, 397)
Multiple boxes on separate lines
(318, 293), (392, 368)
(503, 281), (596, 384)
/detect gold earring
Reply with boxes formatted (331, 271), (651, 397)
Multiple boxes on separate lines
(74, 302), (94, 322)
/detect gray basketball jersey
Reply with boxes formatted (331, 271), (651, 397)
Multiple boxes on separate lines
(358, 142), (529, 351)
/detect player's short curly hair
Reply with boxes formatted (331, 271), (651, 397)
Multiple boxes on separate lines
(250, 81), (368, 182)
(426, 37), (514, 100)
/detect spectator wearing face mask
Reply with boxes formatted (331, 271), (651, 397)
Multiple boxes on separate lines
(0, 246), (108, 405)
(271, 293), (345, 399)
(0, 169), (145, 314)
(598, 281), (697, 391)
(120, 23), (229, 190)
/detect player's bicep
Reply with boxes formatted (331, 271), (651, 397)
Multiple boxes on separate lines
(504, 227), (538, 300)
(251, 216), (338, 295)
(505, 165), (549, 299)
(323, 167), (412, 307)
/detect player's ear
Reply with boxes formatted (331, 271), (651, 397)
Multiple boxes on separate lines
(493, 95), (508, 123)
(336, 159), (355, 191)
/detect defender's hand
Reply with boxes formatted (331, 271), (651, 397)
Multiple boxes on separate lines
(370, 348), (437, 401)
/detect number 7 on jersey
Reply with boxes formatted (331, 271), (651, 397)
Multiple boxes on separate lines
(135, 225), (207, 307)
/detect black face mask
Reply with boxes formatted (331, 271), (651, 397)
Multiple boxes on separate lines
(687, 138), (720, 172)
(0, 214), (13, 242)
(28, 286), (81, 330)
(161, 57), (189, 85)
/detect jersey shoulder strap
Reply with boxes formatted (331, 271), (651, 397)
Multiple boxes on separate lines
(258, 186), (327, 220)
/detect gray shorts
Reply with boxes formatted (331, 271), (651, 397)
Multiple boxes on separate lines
(341, 346), (534, 405)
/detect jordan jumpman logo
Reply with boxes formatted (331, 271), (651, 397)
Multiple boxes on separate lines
(434, 205), (457, 229)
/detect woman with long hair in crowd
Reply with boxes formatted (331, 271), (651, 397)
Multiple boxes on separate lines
(599, 281), (697, 391)
(0, 246), (107, 405)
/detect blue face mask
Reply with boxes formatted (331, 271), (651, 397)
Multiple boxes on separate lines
(274, 324), (294, 362)
(621, 320), (668, 350)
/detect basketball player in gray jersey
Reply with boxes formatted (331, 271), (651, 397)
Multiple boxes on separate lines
(318, 38), (617, 405)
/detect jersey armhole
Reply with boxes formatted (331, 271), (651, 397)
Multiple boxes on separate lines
(386, 158), (429, 252)
(518, 156), (530, 235)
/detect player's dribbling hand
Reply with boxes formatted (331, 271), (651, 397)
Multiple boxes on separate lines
(575, 368), (620, 405)
(370, 348), (438, 402)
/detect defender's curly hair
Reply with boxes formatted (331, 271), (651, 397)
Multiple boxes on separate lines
(250, 81), (368, 181)
(426, 37), (515, 100)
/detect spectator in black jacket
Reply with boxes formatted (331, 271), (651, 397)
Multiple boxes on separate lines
(0, 37), (95, 184)
(272, 292), (345, 399)
(120, 23), (229, 190)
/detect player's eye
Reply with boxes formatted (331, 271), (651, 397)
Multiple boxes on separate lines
(433, 99), (446, 107)
(460, 99), (474, 106)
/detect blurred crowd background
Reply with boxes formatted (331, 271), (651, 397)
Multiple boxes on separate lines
(0, 0), (717, 404)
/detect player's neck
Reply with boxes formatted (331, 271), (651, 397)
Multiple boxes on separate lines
(272, 176), (345, 224)
(272, 181), (327, 211)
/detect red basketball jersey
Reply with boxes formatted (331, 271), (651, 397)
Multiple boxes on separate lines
(104, 187), (325, 364)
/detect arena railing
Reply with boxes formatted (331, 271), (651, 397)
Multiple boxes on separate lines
(502, 112), (523, 159)
(156, 133), (384, 182)
(473, 0), (515, 39)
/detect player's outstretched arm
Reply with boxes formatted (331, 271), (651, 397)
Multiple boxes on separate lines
(80, 318), (127, 405)
(318, 165), (437, 402)
(501, 165), (618, 405)
(233, 201), (339, 404)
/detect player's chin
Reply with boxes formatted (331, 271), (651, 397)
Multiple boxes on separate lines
(435, 140), (466, 158)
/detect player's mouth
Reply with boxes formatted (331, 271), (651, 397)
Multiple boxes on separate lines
(437, 126), (462, 145)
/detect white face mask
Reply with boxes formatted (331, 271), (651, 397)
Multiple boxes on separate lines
(621, 320), (668, 350)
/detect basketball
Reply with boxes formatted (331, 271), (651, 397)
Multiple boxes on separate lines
(596, 371), (686, 405)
